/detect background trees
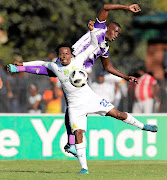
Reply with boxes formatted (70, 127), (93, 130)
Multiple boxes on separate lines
(0, 0), (162, 66)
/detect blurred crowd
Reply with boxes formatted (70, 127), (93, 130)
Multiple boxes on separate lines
(0, 57), (167, 114)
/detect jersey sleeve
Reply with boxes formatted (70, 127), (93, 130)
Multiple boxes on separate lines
(102, 48), (109, 58)
(94, 18), (106, 29)
(75, 29), (98, 64)
(43, 62), (57, 77)
(23, 60), (46, 66)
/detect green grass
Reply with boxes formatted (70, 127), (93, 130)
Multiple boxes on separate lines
(0, 160), (166, 180)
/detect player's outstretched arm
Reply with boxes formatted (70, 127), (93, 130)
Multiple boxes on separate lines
(14, 60), (46, 67)
(75, 20), (98, 63)
(77, 20), (98, 62)
(101, 57), (138, 84)
(98, 4), (141, 21)
(7, 64), (56, 77)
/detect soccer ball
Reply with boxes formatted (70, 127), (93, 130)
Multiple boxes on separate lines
(69, 69), (88, 87)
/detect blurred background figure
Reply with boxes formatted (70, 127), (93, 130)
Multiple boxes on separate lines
(17, 71), (28, 113)
(42, 78), (63, 113)
(104, 72), (123, 109)
(48, 50), (57, 62)
(28, 84), (42, 113)
(0, 77), (3, 89)
(91, 71), (116, 105)
(132, 66), (160, 113)
(0, 59), (13, 112)
(7, 72), (20, 113)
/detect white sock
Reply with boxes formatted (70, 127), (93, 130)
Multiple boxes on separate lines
(123, 113), (144, 129)
(75, 142), (88, 170)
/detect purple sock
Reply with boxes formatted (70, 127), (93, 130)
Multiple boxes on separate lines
(25, 66), (49, 75)
(69, 134), (75, 145)
(17, 66), (26, 72)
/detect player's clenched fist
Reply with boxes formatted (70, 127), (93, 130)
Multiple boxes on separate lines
(128, 4), (141, 13)
(88, 20), (95, 31)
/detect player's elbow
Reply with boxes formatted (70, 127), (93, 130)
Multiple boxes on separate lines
(103, 4), (112, 11)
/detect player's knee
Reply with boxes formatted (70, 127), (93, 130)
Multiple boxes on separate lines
(116, 112), (125, 120)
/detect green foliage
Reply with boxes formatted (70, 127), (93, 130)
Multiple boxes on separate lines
(0, 0), (96, 63)
(154, 0), (167, 12)
(0, 0), (162, 65)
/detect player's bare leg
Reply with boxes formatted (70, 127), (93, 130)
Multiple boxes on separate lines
(106, 108), (158, 132)
(74, 129), (89, 174)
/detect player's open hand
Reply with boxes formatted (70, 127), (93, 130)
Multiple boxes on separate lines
(13, 61), (23, 66)
(88, 20), (95, 31)
(129, 4), (141, 13)
(128, 76), (138, 84)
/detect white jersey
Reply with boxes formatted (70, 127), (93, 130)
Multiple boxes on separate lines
(43, 56), (93, 106)
(43, 57), (114, 133)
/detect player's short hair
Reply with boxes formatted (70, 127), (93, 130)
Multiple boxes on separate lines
(55, 43), (72, 55)
(110, 21), (121, 29)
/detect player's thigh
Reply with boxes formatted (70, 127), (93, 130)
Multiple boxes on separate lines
(87, 95), (115, 116)
(69, 108), (87, 134)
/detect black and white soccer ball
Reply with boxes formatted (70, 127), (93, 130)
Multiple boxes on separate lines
(69, 69), (88, 87)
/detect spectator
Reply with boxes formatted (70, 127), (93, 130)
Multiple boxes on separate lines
(42, 79), (63, 113)
(91, 71), (115, 104)
(17, 71), (28, 113)
(7, 73), (20, 113)
(49, 77), (66, 113)
(0, 77), (3, 89)
(132, 66), (160, 113)
(48, 50), (57, 62)
(28, 84), (42, 113)
(0, 59), (13, 112)
(104, 72), (122, 108)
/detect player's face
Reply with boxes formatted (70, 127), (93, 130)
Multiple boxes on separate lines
(105, 23), (121, 42)
(59, 47), (72, 66)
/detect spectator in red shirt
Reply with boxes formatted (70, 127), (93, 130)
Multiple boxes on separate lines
(132, 66), (160, 113)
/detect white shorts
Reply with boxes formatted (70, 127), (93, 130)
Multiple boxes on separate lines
(68, 91), (114, 133)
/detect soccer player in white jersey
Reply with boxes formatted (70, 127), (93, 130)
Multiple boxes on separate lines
(8, 21), (158, 175)
(11, 3), (142, 157)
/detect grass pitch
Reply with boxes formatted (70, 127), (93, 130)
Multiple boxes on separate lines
(0, 160), (166, 180)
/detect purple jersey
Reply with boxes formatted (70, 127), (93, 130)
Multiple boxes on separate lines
(72, 18), (109, 68)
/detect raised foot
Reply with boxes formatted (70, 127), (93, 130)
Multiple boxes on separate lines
(64, 144), (77, 157)
(142, 124), (158, 132)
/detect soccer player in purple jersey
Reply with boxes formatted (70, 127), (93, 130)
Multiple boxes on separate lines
(11, 3), (141, 157)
